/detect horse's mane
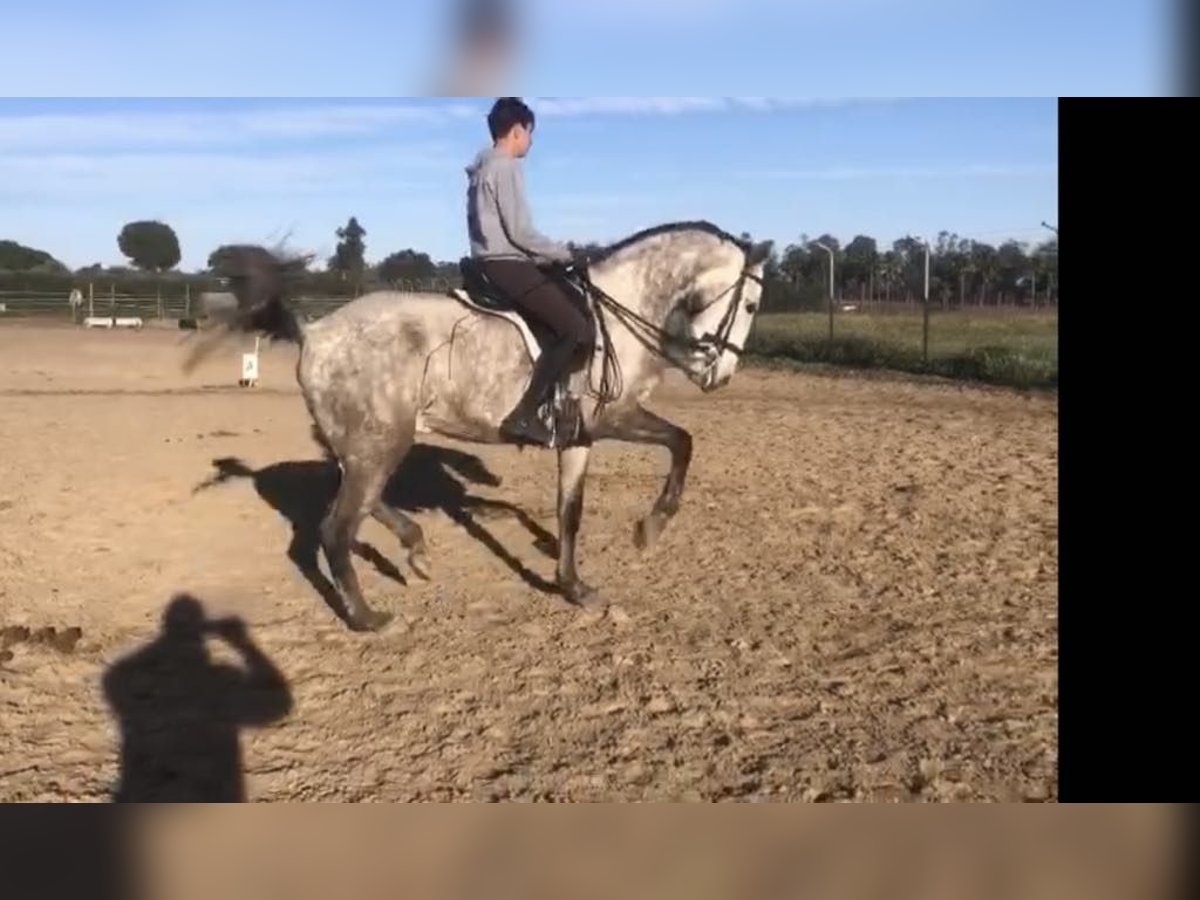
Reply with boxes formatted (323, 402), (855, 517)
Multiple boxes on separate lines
(591, 220), (749, 264)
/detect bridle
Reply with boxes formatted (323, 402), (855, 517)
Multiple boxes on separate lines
(565, 254), (764, 407)
(692, 265), (765, 361)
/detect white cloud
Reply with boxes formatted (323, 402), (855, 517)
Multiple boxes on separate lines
(0, 97), (867, 153)
(0, 103), (482, 152)
(0, 145), (450, 199)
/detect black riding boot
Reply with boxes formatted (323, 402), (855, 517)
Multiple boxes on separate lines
(500, 335), (579, 445)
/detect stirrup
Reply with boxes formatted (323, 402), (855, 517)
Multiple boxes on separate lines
(544, 386), (584, 448)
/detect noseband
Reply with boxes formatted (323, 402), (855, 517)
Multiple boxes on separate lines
(694, 266), (764, 361)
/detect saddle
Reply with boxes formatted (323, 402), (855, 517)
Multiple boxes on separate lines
(453, 259), (600, 370)
(456, 257), (592, 334)
(455, 256), (513, 313)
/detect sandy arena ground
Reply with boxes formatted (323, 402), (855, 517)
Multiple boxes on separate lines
(0, 322), (1058, 801)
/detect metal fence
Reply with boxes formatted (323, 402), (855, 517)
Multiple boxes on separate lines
(0, 279), (463, 321)
(1, 283), (1057, 389)
(0, 287), (200, 321)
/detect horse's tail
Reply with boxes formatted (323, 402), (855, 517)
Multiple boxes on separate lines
(221, 244), (309, 344)
(182, 245), (308, 374)
(239, 287), (305, 345)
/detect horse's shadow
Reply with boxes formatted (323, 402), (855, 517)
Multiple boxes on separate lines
(193, 443), (559, 620)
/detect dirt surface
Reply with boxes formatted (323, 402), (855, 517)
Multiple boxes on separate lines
(0, 322), (1058, 801)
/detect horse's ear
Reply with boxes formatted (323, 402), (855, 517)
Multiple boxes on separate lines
(748, 240), (772, 266)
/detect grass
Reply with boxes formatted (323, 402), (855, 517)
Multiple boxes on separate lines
(745, 307), (1058, 390)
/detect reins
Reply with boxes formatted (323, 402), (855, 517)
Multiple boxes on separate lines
(567, 260), (763, 414)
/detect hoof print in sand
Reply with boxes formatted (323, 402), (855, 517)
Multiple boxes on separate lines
(1, 624), (84, 660)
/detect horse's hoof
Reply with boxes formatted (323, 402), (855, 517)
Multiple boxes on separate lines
(633, 515), (663, 551)
(348, 609), (394, 633)
(565, 580), (605, 610)
(409, 548), (432, 580)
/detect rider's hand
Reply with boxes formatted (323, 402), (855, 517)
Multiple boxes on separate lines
(566, 249), (592, 274)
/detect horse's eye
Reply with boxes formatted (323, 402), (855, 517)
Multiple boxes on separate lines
(745, 302), (758, 313)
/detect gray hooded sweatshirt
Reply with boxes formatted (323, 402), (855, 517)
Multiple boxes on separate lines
(465, 146), (573, 264)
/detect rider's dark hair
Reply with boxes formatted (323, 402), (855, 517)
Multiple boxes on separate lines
(488, 97), (535, 140)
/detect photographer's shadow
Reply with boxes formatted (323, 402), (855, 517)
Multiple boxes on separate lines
(102, 594), (292, 802)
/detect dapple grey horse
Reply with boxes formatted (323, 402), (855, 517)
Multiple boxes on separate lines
(194, 221), (769, 632)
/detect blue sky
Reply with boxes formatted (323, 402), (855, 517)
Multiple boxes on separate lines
(0, 97), (1058, 271)
(0, 1), (1177, 96)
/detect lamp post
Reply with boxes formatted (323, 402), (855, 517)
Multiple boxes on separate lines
(811, 241), (835, 341)
(922, 239), (931, 364)
(1040, 222), (1058, 307)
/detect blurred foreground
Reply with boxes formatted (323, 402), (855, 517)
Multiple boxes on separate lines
(5, 805), (1187, 900)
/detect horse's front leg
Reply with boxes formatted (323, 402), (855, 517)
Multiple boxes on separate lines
(592, 404), (693, 550)
(556, 444), (601, 608)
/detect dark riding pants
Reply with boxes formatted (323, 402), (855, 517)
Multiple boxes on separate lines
(478, 258), (595, 352)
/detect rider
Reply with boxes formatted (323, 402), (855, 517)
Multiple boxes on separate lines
(465, 96), (594, 446)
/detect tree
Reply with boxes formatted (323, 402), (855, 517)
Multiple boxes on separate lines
(968, 242), (998, 305)
(933, 232), (972, 308)
(0, 239), (68, 273)
(995, 240), (1029, 304)
(759, 242), (794, 311)
(329, 217), (367, 286)
(377, 249), (436, 286)
(769, 237), (826, 310)
(1031, 238), (1058, 306)
(842, 235), (878, 302)
(777, 241), (808, 288)
(565, 240), (606, 263)
(433, 259), (462, 286)
(890, 236), (928, 302)
(878, 250), (901, 303)
(117, 220), (181, 272)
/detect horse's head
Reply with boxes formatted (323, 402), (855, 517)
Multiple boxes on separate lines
(625, 226), (768, 391)
(685, 237), (770, 392)
(572, 221), (771, 395)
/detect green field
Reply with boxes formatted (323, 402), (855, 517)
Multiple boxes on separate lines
(746, 308), (1058, 390)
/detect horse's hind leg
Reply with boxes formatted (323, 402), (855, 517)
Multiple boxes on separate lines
(320, 456), (395, 632)
(372, 504), (431, 580)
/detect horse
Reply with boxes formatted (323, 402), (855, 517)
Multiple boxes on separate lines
(195, 221), (770, 632)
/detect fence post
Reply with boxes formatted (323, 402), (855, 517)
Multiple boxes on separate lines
(184, 283), (191, 317)
(828, 275), (834, 342)
(88, 282), (94, 318)
(922, 241), (931, 365)
(157, 282), (163, 319)
(109, 283), (115, 318)
(811, 241), (835, 344)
